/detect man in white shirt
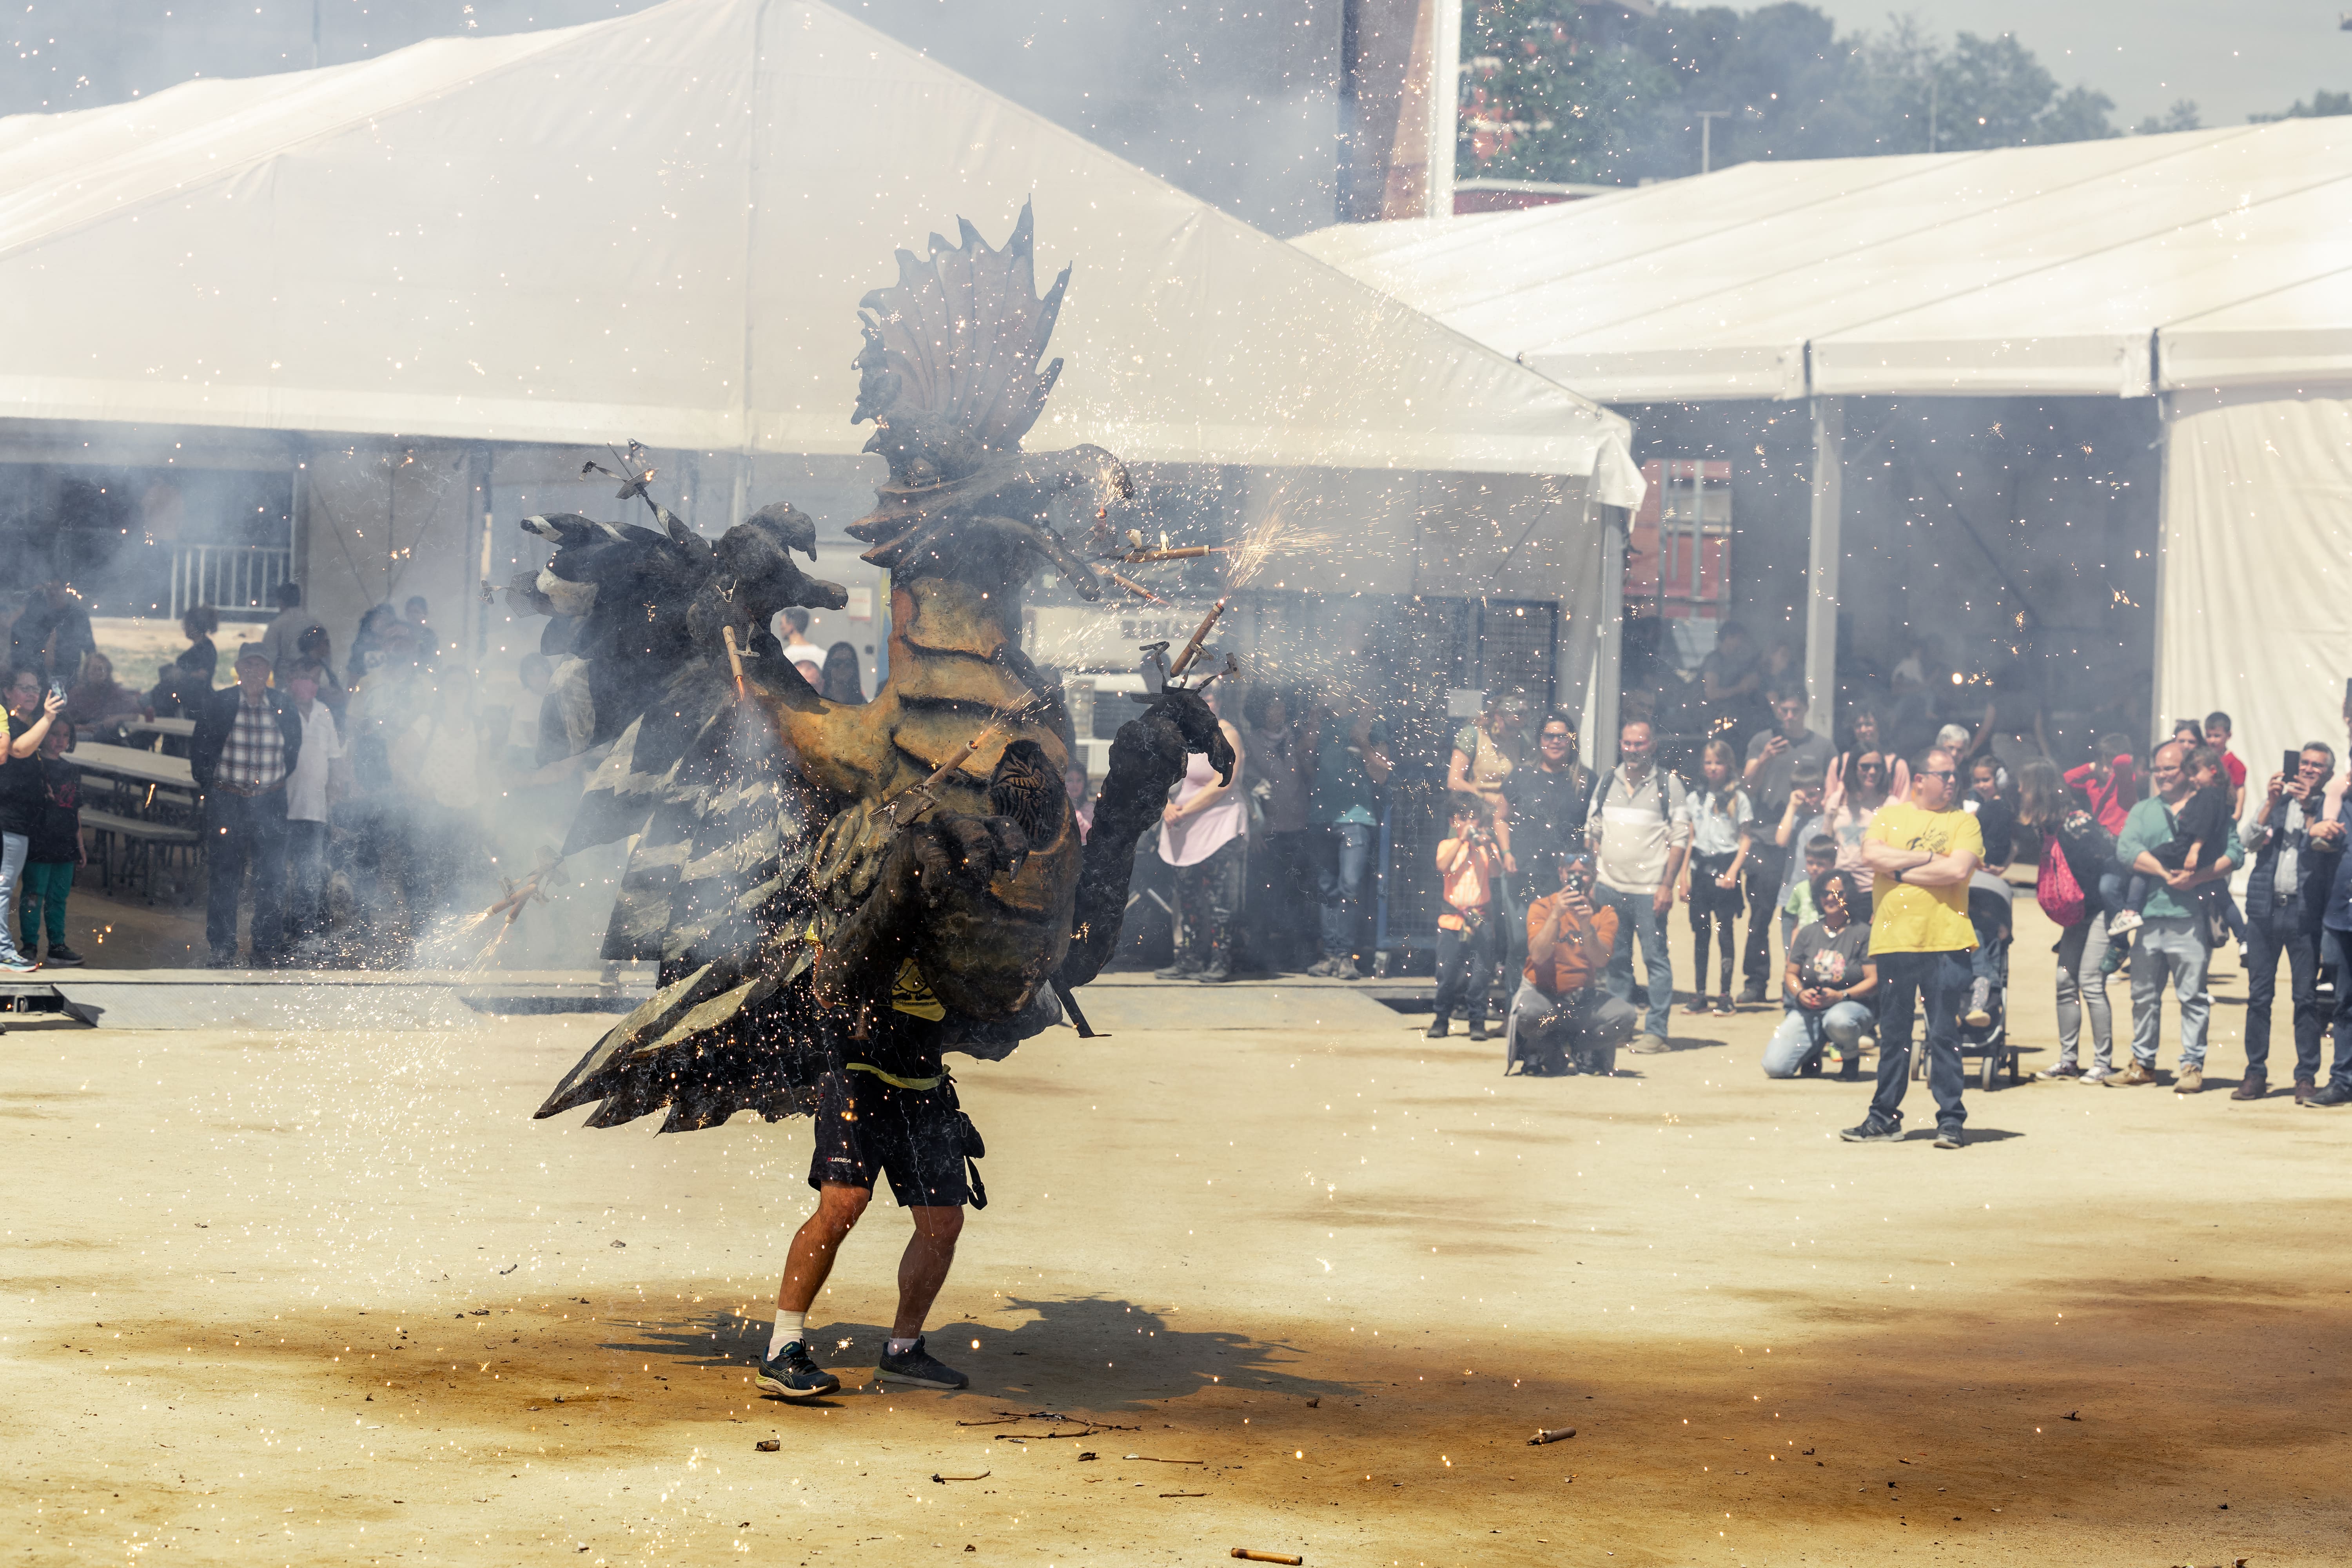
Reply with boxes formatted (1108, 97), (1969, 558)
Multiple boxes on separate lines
(1587, 719), (1691, 1052)
(281, 659), (345, 954)
(779, 607), (824, 669)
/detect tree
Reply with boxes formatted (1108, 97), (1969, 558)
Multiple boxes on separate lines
(2251, 89), (2352, 123)
(2132, 100), (2201, 136)
(1457, 2), (2123, 185)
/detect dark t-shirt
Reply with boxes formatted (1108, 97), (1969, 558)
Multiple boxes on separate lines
(1786, 918), (1871, 996)
(1744, 728), (1834, 827)
(29, 758), (79, 864)
(1971, 795), (2016, 867)
(0, 741), (46, 838)
(1503, 762), (1590, 866)
(2157, 784), (2230, 869)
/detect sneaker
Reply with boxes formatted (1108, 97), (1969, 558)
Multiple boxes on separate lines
(1838, 1120), (1902, 1143)
(2079, 1065), (2117, 1086)
(2038, 1063), (2085, 1080)
(2174, 1065), (2205, 1095)
(2099, 942), (2127, 977)
(42, 945), (85, 967)
(1466, 1021), (1490, 1042)
(2107, 909), (2144, 936)
(1684, 997), (1713, 1016)
(875, 1335), (968, 1390)
(1737, 984), (1768, 1005)
(1424, 1019), (1450, 1040)
(754, 1341), (842, 1401)
(0, 955), (34, 975)
(1712, 995), (1736, 1016)
(1837, 1055), (1860, 1082)
(1628, 1033), (1671, 1054)
(2304, 1082), (2352, 1108)
(1305, 957), (1344, 979)
(1962, 978), (1992, 1029)
(1155, 958), (1201, 980)
(2107, 1060), (2158, 1087)
(1933, 1127), (1965, 1149)
(1196, 962), (1233, 985)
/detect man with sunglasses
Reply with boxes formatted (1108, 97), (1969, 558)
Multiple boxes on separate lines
(1842, 746), (1983, 1149)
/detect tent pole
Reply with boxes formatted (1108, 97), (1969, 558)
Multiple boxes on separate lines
(1804, 396), (1844, 740)
(2149, 393), (2170, 753)
(1423, 0), (1460, 220)
(1592, 505), (1625, 771)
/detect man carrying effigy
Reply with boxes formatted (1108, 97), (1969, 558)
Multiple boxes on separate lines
(508, 204), (1230, 1400)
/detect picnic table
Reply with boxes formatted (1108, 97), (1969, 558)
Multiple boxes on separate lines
(71, 743), (202, 902)
(123, 717), (198, 740)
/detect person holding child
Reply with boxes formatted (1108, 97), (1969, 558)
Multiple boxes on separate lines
(2109, 739), (2243, 1093)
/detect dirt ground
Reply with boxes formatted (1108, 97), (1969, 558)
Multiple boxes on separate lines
(5, 898), (2348, 1567)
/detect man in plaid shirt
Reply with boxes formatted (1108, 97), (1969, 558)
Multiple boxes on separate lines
(190, 646), (304, 966)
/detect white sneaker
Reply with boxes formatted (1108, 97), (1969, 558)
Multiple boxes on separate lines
(2107, 910), (2144, 936)
(2079, 1065), (2116, 1085)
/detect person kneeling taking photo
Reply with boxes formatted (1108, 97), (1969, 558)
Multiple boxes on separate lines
(1763, 867), (1878, 1080)
(1508, 850), (1641, 1076)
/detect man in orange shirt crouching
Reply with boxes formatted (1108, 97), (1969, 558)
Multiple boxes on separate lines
(1509, 849), (1641, 1077)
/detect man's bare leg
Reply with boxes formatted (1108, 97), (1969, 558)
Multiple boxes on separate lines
(777, 1182), (871, 1313)
(892, 1205), (963, 1338)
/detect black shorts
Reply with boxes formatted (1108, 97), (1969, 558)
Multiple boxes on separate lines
(808, 1067), (971, 1209)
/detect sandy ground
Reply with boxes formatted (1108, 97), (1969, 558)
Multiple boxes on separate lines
(5, 898), (2349, 1568)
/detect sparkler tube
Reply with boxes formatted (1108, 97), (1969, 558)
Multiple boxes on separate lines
(722, 624), (747, 698)
(1117, 545), (1226, 563)
(1167, 595), (1230, 679)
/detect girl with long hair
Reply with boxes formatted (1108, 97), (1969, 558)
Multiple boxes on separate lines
(1677, 737), (1752, 1015)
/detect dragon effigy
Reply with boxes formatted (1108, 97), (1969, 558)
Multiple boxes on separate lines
(511, 203), (1230, 1138)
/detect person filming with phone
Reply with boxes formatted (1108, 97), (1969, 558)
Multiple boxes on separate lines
(1508, 849), (1640, 1076)
(0, 666), (69, 973)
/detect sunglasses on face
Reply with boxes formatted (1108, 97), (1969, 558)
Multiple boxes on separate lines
(1919, 769), (1958, 781)
(1541, 731), (1572, 742)
(1857, 762), (1885, 775)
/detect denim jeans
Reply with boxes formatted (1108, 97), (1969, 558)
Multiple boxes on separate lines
(2053, 913), (2113, 1073)
(1508, 980), (1639, 1075)
(2322, 928), (2352, 1092)
(1739, 845), (1784, 992)
(0, 831), (28, 964)
(18, 861), (73, 951)
(1865, 949), (1971, 1134)
(2127, 916), (2210, 1070)
(1316, 822), (1374, 964)
(205, 787), (289, 960)
(1762, 1000), (1873, 1077)
(1595, 882), (1674, 1040)
(1432, 918), (1501, 1026)
(2243, 910), (2321, 1081)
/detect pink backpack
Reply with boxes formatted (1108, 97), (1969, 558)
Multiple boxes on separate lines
(2036, 832), (2086, 927)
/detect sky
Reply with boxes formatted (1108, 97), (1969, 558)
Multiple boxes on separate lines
(1809, 0), (2348, 128)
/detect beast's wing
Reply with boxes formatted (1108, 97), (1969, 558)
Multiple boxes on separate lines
(512, 500), (850, 1132)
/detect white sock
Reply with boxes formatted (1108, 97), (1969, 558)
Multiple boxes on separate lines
(887, 1336), (919, 1356)
(767, 1310), (807, 1359)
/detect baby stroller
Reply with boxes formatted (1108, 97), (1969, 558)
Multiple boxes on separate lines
(1914, 871), (2022, 1091)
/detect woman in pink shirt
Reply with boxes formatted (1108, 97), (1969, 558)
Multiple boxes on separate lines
(2063, 735), (2140, 835)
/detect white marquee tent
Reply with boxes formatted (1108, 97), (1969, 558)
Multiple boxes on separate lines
(1298, 120), (2352, 771)
(0, 0), (1644, 725)
(0, 0), (1640, 485)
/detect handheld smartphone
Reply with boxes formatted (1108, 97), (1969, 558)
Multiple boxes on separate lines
(2286, 749), (2303, 779)
(47, 682), (64, 705)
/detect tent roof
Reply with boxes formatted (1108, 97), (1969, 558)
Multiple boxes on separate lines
(1294, 119), (2352, 403)
(0, 0), (1640, 497)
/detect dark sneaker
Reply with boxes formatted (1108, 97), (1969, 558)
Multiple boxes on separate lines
(1737, 984), (1767, 1005)
(1933, 1128), (1965, 1149)
(2303, 1082), (2352, 1108)
(1837, 1056), (1860, 1082)
(1839, 1120), (1902, 1143)
(2038, 1063), (2085, 1081)
(754, 1341), (841, 1401)
(1466, 1021), (1489, 1042)
(1424, 1019), (1450, 1039)
(875, 1335), (968, 1390)
(1154, 960), (1201, 981)
(1711, 995), (1736, 1016)
(42, 945), (85, 967)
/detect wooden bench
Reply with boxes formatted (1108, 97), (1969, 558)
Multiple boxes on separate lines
(82, 809), (203, 904)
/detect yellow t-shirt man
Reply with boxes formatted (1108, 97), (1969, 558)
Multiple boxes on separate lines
(1865, 800), (1984, 955)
